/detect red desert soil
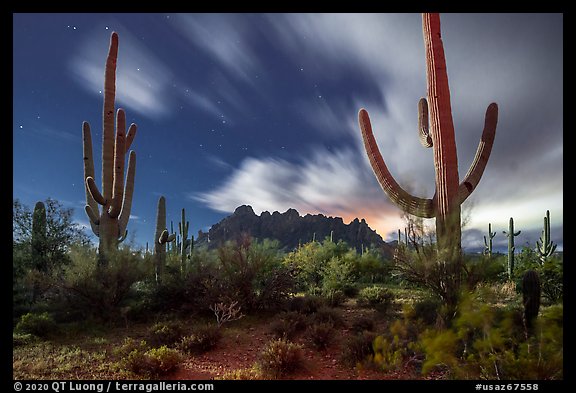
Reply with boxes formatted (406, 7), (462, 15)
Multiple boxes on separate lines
(165, 306), (434, 381)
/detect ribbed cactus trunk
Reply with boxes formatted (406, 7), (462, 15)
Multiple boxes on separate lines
(503, 217), (521, 280)
(82, 32), (137, 265)
(422, 14), (461, 252)
(154, 196), (176, 284)
(358, 13), (498, 311)
(179, 208), (189, 274)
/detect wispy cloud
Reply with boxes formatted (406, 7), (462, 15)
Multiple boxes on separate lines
(171, 14), (260, 85)
(69, 23), (174, 119)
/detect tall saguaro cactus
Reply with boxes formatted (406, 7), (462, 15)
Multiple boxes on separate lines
(178, 208), (190, 274)
(358, 13), (498, 255)
(483, 223), (496, 257)
(83, 32), (137, 264)
(154, 196), (176, 284)
(536, 210), (557, 264)
(503, 217), (521, 280)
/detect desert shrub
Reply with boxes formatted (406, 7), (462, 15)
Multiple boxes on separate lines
(321, 254), (358, 299)
(419, 292), (563, 379)
(269, 311), (308, 340)
(514, 247), (563, 304)
(15, 312), (58, 338)
(464, 254), (506, 287)
(148, 321), (187, 347)
(287, 294), (325, 315)
(324, 290), (347, 307)
(215, 236), (295, 311)
(177, 324), (222, 354)
(217, 366), (262, 380)
(372, 318), (422, 372)
(306, 322), (334, 350)
(13, 332), (40, 347)
(340, 331), (377, 367)
(258, 338), (303, 378)
(411, 296), (443, 326)
(310, 306), (345, 328)
(51, 246), (146, 323)
(357, 286), (394, 313)
(120, 344), (182, 377)
(351, 316), (375, 333)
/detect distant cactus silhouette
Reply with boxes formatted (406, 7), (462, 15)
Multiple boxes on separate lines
(536, 210), (557, 264)
(154, 196), (176, 284)
(483, 223), (496, 257)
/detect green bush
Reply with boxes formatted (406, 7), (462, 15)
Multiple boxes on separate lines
(269, 311), (308, 340)
(121, 345), (182, 377)
(148, 321), (187, 347)
(351, 316), (375, 333)
(258, 338), (303, 378)
(340, 331), (377, 367)
(310, 306), (345, 328)
(15, 312), (58, 338)
(287, 295), (325, 315)
(357, 286), (394, 313)
(177, 324), (222, 354)
(13, 332), (40, 347)
(411, 296), (443, 326)
(52, 246), (146, 323)
(306, 322), (334, 350)
(419, 292), (563, 379)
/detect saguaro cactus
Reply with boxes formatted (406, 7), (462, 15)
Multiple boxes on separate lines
(503, 217), (521, 280)
(522, 269), (541, 332)
(154, 196), (176, 284)
(178, 208), (190, 274)
(483, 223), (496, 257)
(82, 32), (137, 264)
(536, 210), (557, 264)
(31, 201), (48, 272)
(358, 13), (498, 255)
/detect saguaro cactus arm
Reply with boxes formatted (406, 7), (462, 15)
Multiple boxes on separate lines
(83, 122), (100, 236)
(109, 109), (127, 218)
(118, 150), (136, 235)
(418, 98), (433, 148)
(458, 103), (498, 203)
(359, 109), (435, 218)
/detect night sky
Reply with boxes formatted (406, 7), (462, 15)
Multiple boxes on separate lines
(13, 13), (563, 253)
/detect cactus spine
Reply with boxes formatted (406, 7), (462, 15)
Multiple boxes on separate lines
(503, 217), (521, 280)
(358, 13), (497, 256)
(483, 223), (496, 257)
(178, 208), (190, 274)
(522, 269), (541, 332)
(536, 210), (556, 264)
(154, 196), (176, 284)
(82, 32), (137, 264)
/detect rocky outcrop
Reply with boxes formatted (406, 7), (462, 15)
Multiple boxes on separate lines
(196, 205), (393, 255)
